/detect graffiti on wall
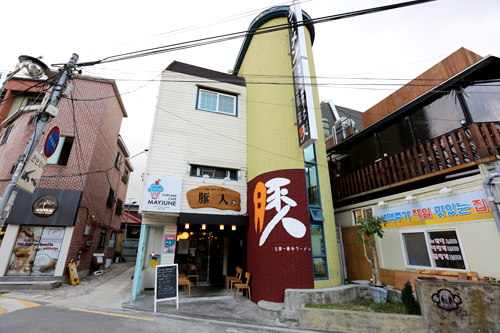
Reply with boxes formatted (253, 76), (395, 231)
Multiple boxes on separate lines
(431, 289), (463, 311)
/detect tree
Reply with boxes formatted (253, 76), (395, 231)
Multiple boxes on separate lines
(356, 216), (387, 287)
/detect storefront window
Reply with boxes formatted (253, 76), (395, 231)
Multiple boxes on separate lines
(311, 224), (327, 279)
(7, 226), (65, 275)
(400, 228), (467, 270)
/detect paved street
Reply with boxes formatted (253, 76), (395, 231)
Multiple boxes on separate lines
(0, 264), (322, 333)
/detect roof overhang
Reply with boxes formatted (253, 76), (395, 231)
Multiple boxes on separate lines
(330, 55), (500, 153)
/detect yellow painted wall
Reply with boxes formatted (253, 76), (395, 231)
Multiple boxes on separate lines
(238, 17), (341, 288)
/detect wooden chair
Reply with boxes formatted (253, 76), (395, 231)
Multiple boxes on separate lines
(233, 272), (251, 302)
(226, 267), (242, 292)
(178, 277), (191, 297)
(187, 264), (199, 286)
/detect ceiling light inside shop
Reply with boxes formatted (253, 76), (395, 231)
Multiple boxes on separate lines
(220, 225), (224, 230)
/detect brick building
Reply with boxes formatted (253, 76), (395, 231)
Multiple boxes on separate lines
(0, 74), (133, 284)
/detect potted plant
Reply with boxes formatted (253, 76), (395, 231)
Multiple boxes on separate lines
(357, 216), (388, 303)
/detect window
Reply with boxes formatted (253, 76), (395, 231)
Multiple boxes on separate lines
(122, 167), (129, 184)
(106, 189), (115, 208)
(47, 136), (74, 166)
(28, 115), (38, 125)
(98, 229), (107, 248)
(115, 151), (122, 169)
(0, 126), (13, 146)
(352, 206), (373, 225)
(311, 224), (328, 279)
(322, 118), (331, 136)
(8, 164), (17, 175)
(108, 232), (117, 248)
(115, 199), (123, 215)
(190, 165), (238, 180)
(197, 88), (237, 116)
(400, 228), (468, 270)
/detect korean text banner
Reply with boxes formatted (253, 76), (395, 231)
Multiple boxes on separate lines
(377, 190), (493, 228)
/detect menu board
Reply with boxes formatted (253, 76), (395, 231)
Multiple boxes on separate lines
(428, 230), (466, 270)
(156, 265), (177, 300)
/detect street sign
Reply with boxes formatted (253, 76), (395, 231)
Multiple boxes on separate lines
(44, 126), (60, 158)
(15, 150), (46, 194)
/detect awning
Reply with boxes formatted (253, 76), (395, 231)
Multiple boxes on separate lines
(178, 213), (248, 226)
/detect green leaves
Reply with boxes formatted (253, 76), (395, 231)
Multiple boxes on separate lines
(356, 216), (388, 245)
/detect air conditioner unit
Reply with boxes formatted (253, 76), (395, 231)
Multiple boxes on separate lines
(334, 117), (356, 144)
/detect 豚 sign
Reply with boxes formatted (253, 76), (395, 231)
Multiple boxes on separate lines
(377, 190), (493, 228)
(141, 175), (182, 213)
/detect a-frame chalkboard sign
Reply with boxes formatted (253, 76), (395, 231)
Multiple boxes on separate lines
(154, 264), (178, 312)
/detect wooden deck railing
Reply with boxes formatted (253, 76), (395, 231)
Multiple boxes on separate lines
(328, 122), (500, 201)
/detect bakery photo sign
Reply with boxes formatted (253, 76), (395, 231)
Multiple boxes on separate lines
(141, 175), (182, 213)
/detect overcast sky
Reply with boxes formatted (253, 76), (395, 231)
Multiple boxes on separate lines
(1, 0), (498, 204)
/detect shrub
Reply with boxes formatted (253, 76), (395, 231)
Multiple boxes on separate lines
(401, 280), (421, 315)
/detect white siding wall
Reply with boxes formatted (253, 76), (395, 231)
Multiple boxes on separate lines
(142, 70), (247, 215)
(335, 172), (500, 277)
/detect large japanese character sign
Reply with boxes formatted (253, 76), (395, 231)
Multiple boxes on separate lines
(247, 169), (314, 303)
(254, 178), (306, 246)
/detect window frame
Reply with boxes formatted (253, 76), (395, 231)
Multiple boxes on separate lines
(122, 167), (129, 184)
(351, 206), (374, 226)
(106, 189), (115, 208)
(46, 136), (74, 166)
(115, 151), (122, 169)
(196, 87), (238, 117)
(190, 165), (238, 181)
(98, 229), (107, 248)
(399, 227), (469, 271)
(0, 126), (13, 146)
(115, 198), (123, 215)
(310, 222), (329, 280)
(108, 232), (117, 248)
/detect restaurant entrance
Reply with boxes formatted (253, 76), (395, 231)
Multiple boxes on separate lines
(174, 224), (246, 285)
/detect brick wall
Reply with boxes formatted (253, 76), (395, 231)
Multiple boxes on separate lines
(0, 77), (131, 276)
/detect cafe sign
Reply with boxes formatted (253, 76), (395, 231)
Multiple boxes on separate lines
(187, 186), (241, 211)
(32, 195), (59, 217)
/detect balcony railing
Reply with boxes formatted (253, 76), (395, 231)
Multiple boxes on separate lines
(328, 122), (500, 201)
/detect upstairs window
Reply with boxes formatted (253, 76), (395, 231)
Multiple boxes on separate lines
(98, 229), (107, 248)
(106, 189), (115, 208)
(122, 167), (129, 184)
(190, 165), (238, 180)
(115, 151), (122, 169)
(0, 126), (13, 146)
(47, 136), (74, 166)
(322, 118), (331, 136)
(197, 88), (237, 116)
(115, 199), (123, 215)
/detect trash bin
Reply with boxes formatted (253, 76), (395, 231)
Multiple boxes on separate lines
(105, 259), (112, 269)
(115, 257), (120, 263)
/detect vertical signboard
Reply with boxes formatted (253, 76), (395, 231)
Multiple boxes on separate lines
(287, 1), (318, 149)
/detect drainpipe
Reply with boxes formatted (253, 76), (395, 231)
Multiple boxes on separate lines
(483, 172), (500, 235)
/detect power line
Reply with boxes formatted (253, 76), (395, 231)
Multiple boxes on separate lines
(70, 0), (437, 67)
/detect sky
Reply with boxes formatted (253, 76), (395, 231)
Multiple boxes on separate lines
(1, 0), (498, 204)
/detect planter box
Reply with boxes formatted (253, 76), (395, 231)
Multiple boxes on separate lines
(300, 304), (427, 333)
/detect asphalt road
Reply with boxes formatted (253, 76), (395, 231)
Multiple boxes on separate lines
(0, 301), (315, 333)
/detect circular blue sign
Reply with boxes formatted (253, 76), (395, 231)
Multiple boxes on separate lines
(44, 126), (60, 158)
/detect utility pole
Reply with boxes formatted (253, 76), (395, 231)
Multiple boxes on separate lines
(0, 53), (79, 225)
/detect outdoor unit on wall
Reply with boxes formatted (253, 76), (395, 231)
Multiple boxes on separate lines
(83, 225), (91, 236)
(334, 117), (356, 145)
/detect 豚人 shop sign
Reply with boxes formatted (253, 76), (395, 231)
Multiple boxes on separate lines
(141, 175), (182, 213)
(377, 190), (493, 228)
